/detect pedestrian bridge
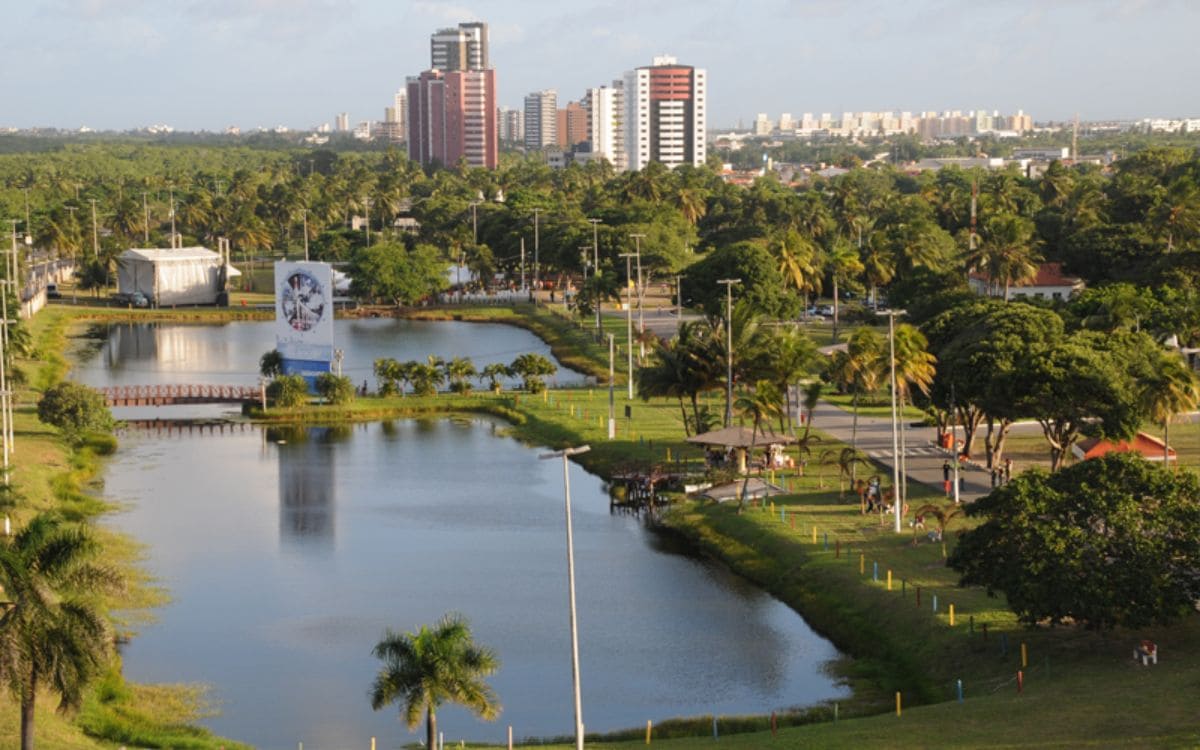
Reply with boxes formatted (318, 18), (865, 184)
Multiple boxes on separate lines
(98, 384), (261, 407)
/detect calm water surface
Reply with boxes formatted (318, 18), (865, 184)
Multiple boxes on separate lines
(79, 322), (846, 750)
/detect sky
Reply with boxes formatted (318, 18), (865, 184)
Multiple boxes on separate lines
(3, 0), (1199, 132)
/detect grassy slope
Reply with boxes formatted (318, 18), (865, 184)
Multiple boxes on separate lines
(12, 303), (1200, 748)
(0, 306), (249, 750)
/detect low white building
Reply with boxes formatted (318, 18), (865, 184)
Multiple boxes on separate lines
(117, 247), (238, 306)
(969, 262), (1084, 301)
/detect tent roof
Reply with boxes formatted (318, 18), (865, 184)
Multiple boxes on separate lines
(685, 425), (797, 448)
(1074, 431), (1176, 461)
(698, 478), (788, 502)
(119, 247), (220, 262)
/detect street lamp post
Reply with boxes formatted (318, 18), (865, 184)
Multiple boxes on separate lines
(608, 334), (616, 439)
(629, 234), (646, 359)
(538, 445), (591, 750)
(619, 253), (636, 399)
(588, 218), (602, 336)
(533, 208), (542, 292)
(717, 279), (741, 427)
(877, 308), (907, 534)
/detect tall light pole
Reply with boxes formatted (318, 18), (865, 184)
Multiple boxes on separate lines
(302, 209), (310, 262)
(629, 233), (645, 359)
(877, 308), (906, 534)
(718, 279), (741, 427)
(674, 275), (683, 331)
(607, 333), (616, 439)
(142, 191), (150, 244)
(532, 208), (541, 292)
(364, 197), (373, 247)
(89, 199), (98, 259)
(538, 445), (591, 750)
(588, 218), (602, 336)
(619, 253), (636, 399)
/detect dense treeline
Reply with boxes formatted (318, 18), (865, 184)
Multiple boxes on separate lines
(2, 139), (1200, 327)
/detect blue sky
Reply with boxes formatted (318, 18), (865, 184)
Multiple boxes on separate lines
(4, 0), (1199, 131)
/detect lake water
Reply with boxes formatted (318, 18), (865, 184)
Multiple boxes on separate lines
(76, 321), (846, 750)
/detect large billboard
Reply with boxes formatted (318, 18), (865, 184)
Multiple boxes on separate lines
(275, 261), (333, 384)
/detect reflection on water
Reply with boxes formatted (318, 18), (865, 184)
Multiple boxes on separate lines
(273, 426), (349, 547)
(102, 419), (846, 750)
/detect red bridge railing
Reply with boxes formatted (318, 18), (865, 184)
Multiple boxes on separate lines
(97, 384), (261, 406)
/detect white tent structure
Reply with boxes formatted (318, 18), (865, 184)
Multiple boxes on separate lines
(117, 247), (239, 306)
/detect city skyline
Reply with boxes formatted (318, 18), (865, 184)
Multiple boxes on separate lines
(4, 0), (1200, 132)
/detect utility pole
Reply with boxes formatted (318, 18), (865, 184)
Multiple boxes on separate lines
(674, 275), (683, 330)
(607, 333), (616, 439)
(520, 237), (526, 292)
(142, 191), (150, 244)
(629, 233), (646, 360)
(717, 279), (741, 427)
(878, 308), (906, 534)
(169, 187), (177, 248)
(89, 199), (98, 259)
(532, 208), (541, 292)
(302, 209), (310, 262)
(950, 384), (961, 505)
(588, 218), (602, 336)
(619, 252), (636, 399)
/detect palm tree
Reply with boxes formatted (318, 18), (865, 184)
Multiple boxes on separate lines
(820, 447), (867, 499)
(773, 229), (822, 307)
(825, 237), (864, 343)
(370, 613), (500, 750)
(969, 214), (1040, 300)
(479, 363), (511, 395)
(0, 514), (121, 750)
(445, 357), (478, 394)
(734, 380), (782, 513)
(1142, 353), (1200, 465)
(828, 328), (887, 471)
(910, 502), (965, 544)
(893, 324), (937, 505)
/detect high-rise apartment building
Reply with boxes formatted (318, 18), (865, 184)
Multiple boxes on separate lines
(430, 22), (489, 71)
(558, 101), (588, 147)
(623, 56), (706, 171)
(407, 21), (497, 169)
(407, 68), (498, 169)
(335, 112), (349, 132)
(584, 83), (625, 169)
(498, 107), (524, 143)
(524, 89), (558, 150)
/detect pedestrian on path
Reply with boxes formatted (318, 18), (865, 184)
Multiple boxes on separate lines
(1004, 457), (1013, 483)
(943, 460), (952, 496)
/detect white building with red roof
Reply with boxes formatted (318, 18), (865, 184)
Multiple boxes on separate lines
(969, 262), (1085, 301)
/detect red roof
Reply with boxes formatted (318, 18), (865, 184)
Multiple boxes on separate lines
(1074, 432), (1177, 462)
(969, 262), (1083, 288)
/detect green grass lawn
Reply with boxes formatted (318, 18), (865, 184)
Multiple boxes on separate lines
(822, 392), (929, 421)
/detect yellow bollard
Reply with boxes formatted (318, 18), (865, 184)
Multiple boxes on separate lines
(949, 604), (956, 626)
(771, 501), (775, 515)
(646, 720), (652, 744)
(1021, 642), (1028, 668)
(666, 447), (672, 462)
(860, 553), (865, 575)
(371, 739), (376, 750)
(896, 691), (902, 717)
(543, 390), (548, 403)
(812, 526), (817, 544)
(887, 570), (892, 591)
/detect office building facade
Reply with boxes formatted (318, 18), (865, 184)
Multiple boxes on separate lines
(623, 56), (706, 170)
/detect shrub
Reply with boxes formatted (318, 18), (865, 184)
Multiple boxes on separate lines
(266, 375), (309, 408)
(315, 373), (355, 405)
(36, 381), (114, 440)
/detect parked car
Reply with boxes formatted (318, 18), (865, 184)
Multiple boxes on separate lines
(46, 284), (61, 299)
(113, 291), (149, 308)
(818, 305), (835, 316)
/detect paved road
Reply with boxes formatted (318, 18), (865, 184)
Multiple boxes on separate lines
(809, 400), (996, 503)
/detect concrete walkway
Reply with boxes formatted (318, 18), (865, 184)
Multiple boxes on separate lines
(809, 400), (997, 503)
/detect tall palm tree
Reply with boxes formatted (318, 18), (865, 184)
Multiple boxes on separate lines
(773, 229), (822, 307)
(828, 328), (887, 472)
(370, 613), (500, 750)
(969, 214), (1040, 300)
(0, 514), (121, 750)
(1142, 353), (1200, 465)
(893, 324), (937, 504)
(825, 237), (864, 343)
(734, 380), (782, 513)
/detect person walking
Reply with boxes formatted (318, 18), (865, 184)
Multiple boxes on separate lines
(1004, 458), (1013, 484)
(942, 460), (952, 496)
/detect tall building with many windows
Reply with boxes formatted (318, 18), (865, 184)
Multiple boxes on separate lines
(407, 68), (498, 168)
(524, 89), (558, 150)
(498, 107), (524, 143)
(430, 22), (488, 71)
(406, 21), (497, 169)
(584, 83), (625, 170)
(623, 56), (706, 171)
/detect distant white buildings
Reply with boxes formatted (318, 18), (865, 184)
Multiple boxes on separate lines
(756, 108), (1034, 138)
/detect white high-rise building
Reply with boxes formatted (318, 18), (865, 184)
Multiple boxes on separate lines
(524, 89), (558, 150)
(584, 82), (625, 170)
(753, 113), (772, 135)
(779, 113), (795, 132)
(335, 112), (349, 132)
(623, 55), (706, 171)
(498, 107), (524, 143)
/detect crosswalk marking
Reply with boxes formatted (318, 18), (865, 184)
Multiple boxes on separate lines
(866, 447), (946, 459)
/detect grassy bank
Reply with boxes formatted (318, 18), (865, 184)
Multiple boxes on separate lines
(0, 307), (254, 750)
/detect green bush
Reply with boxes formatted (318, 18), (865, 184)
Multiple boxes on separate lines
(266, 374), (309, 408)
(315, 373), (355, 405)
(36, 381), (114, 440)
